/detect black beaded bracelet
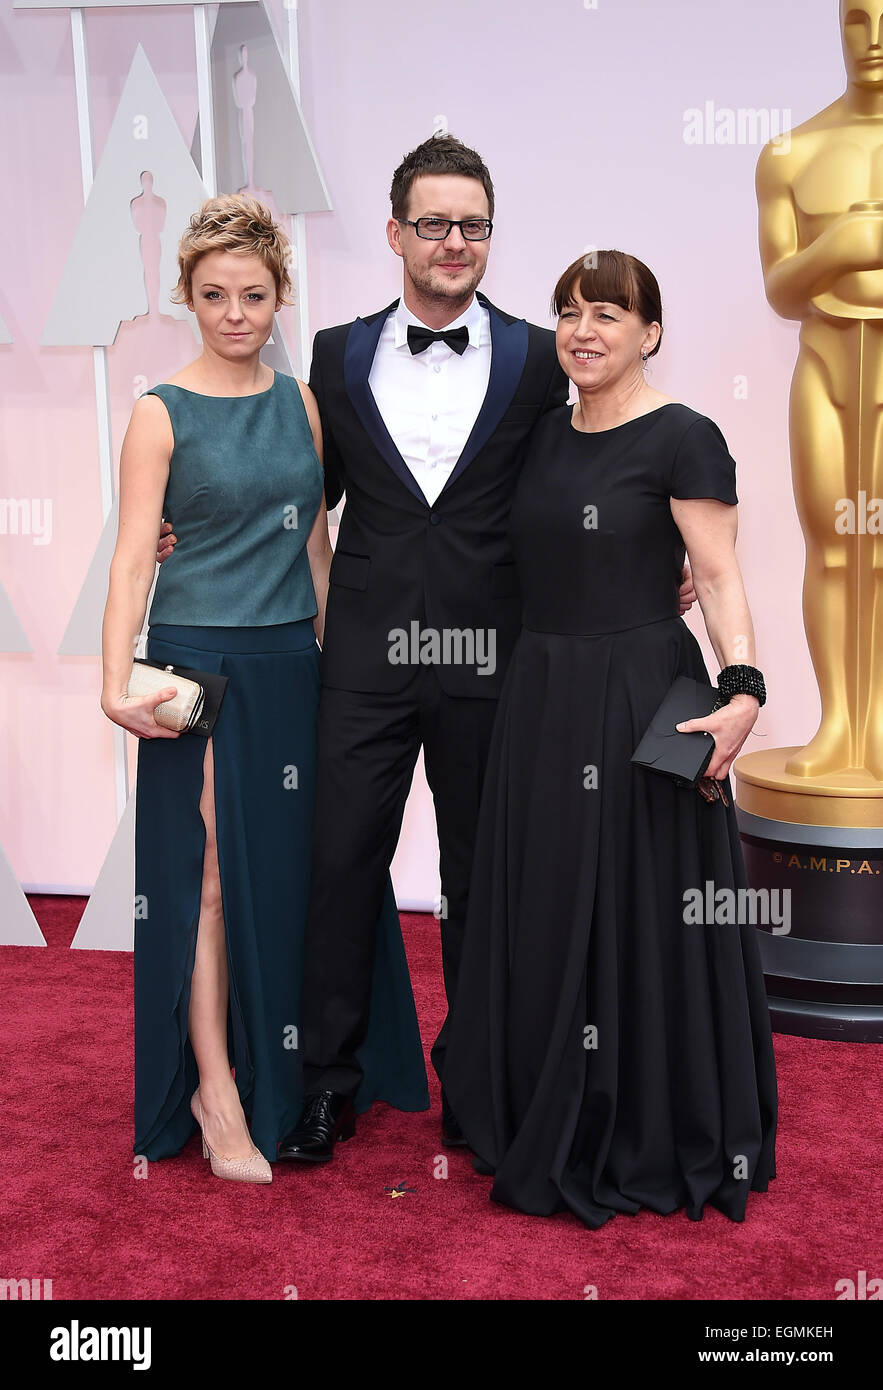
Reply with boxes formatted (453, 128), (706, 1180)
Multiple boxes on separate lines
(717, 664), (766, 707)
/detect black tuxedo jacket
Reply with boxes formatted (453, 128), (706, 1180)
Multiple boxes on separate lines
(308, 291), (570, 698)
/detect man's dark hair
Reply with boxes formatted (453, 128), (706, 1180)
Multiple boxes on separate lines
(390, 134), (495, 221)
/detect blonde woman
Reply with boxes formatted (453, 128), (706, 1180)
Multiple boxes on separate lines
(101, 195), (427, 1182)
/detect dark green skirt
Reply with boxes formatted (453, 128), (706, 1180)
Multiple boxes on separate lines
(134, 620), (428, 1162)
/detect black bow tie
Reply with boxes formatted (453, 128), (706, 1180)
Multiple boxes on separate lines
(406, 325), (469, 356)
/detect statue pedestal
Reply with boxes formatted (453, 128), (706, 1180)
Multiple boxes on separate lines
(734, 749), (883, 1042)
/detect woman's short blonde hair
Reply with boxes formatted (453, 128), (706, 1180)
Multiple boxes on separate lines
(170, 193), (294, 307)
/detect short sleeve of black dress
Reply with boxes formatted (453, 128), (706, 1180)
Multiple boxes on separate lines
(669, 415), (738, 505)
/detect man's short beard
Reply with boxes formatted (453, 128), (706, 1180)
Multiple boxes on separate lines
(407, 258), (486, 307)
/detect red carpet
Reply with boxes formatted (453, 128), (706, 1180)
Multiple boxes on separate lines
(1, 895), (880, 1301)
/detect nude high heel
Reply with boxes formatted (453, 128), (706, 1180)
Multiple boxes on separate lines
(191, 1088), (272, 1184)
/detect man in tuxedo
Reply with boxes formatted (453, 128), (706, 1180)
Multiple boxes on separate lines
(274, 134), (579, 1160)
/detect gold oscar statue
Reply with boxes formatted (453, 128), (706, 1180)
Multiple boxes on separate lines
(737, 0), (883, 831)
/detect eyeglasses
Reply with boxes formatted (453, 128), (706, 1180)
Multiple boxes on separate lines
(397, 217), (493, 241)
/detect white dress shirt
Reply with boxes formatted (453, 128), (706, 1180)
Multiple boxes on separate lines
(367, 294), (492, 506)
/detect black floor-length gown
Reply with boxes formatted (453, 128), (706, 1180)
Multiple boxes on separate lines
(443, 403), (777, 1227)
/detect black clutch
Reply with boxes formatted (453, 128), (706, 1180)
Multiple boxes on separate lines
(631, 676), (720, 787)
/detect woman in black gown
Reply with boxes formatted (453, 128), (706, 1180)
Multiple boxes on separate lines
(444, 251), (777, 1227)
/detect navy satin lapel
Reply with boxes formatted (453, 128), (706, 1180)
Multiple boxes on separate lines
(344, 315), (430, 507)
(441, 310), (529, 495)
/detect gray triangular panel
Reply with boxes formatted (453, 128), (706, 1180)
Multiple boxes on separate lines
(70, 793), (135, 951)
(262, 316), (295, 377)
(58, 496), (156, 656)
(0, 843), (46, 946)
(57, 497), (118, 655)
(42, 45), (208, 346)
(192, 2), (330, 214)
(0, 578), (31, 652)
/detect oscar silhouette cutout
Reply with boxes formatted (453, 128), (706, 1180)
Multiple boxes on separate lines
(233, 44), (258, 195)
(130, 172), (167, 324)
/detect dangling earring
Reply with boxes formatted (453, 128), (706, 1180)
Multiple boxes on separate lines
(641, 350), (648, 366)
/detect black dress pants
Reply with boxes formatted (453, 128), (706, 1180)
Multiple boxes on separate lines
(301, 664), (499, 1097)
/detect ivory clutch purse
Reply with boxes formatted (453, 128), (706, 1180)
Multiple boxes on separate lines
(127, 659), (228, 736)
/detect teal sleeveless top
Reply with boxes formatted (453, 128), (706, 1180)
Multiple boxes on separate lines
(145, 370), (324, 627)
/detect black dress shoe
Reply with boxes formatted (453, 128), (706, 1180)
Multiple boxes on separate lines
(277, 1090), (356, 1164)
(441, 1092), (468, 1148)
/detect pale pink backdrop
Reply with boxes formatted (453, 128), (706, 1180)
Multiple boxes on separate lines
(0, 0), (842, 899)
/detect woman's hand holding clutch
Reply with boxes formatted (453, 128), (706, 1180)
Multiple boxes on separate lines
(101, 686), (182, 740)
(676, 693), (759, 780)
